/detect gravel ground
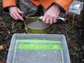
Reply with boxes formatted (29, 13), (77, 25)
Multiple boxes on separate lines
(0, 0), (84, 63)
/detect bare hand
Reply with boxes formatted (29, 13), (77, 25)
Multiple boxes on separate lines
(9, 7), (24, 21)
(42, 5), (60, 24)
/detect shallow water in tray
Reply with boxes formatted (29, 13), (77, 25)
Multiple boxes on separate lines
(14, 50), (62, 63)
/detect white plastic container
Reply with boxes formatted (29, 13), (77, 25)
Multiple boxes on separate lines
(7, 34), (70, 63)
(69, 1), (83, 15)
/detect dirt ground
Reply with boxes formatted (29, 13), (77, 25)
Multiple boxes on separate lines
(0, 0), (84, 63)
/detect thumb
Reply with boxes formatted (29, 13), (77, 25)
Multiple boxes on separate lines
(17, 8), (24, 14)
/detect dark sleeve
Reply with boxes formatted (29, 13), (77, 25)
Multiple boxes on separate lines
(53, 2), (66, 13)
(4, 6), (16, 12)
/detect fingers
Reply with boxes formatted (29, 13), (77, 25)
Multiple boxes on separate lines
(42, 13), (57, 24)
(46, 17), (50, 24)
(10, 13), (18, 20)
(17, 8), (24, 14)
(14, 11), (24, 21)
(9, 7), (24, 21)
(42, 4), (60, 24)
(53, 17), (57, 23)
(10, 11), (24, 21)
(42, 14), (47, 23)
(50, 17), (53, 24)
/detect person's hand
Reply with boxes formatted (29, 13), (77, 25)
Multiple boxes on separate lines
(42, 5), (60, 24)
(9, 7), (24, 21)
